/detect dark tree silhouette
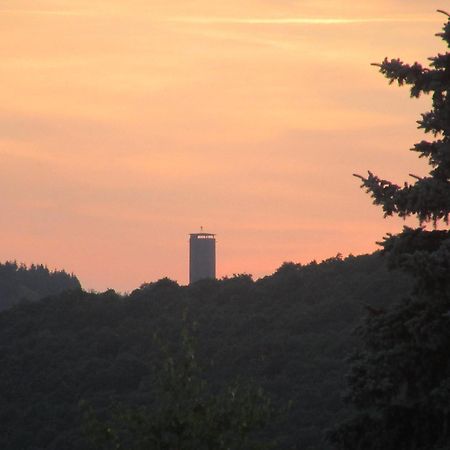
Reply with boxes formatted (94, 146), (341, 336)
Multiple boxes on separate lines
(330, 12), (450, 450)
(0, 254), (411, 450)
(0, 261), (80, 310)
(84, 328), (273, 450)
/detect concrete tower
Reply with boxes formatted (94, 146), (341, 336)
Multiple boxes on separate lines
(189, 232), (216, 284)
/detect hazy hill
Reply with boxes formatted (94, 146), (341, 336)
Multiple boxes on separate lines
(0, 261), (81, 311)
(0, 253), (412, 449)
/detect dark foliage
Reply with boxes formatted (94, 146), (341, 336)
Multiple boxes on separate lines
(0, 261), (81, 311)
(330, 12), (450, 450)
(0, 253), (410, 449)
(83, 328), (273, 450)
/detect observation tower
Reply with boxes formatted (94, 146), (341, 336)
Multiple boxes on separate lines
(189, 231), (216, 284)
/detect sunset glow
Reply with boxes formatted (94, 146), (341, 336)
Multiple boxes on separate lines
(0, 1), (443, 290)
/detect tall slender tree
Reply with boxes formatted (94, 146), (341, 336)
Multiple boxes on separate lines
(330, 11), (450, 450)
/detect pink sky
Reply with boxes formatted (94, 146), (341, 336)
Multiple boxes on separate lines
(0, 1), (444, 290)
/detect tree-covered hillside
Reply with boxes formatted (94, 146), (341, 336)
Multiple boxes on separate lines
(0, 261), (81, 311)
(0, 253), (411, 449)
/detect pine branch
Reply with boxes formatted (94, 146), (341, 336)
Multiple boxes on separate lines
(437, 9), (450, 17)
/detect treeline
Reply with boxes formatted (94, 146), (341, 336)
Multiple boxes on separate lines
(0, 261), (81, 311)
(0, 253), (412, 449)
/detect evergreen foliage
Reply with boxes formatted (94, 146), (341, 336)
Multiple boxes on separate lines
(0, 261), (81, 311)
(330, 12), (450, 450)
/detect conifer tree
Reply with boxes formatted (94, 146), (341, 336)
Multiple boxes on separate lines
(330, 12), (450, 450)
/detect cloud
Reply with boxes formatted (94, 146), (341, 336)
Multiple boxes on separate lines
(0, 9), (91, 16)
(168, 16), (437, 25)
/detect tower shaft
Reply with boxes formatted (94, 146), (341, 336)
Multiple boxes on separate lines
(189, 233), (216, 284)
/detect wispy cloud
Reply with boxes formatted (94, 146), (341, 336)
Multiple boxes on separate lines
(169, 16), (436, 25)
(0, 9), (92, 16)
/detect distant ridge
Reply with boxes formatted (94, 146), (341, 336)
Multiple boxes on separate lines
(0, 261), (81, 311)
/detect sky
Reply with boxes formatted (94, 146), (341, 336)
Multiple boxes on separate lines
(0, 1), (446, 291)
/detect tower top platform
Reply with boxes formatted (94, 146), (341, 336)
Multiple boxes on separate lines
(189, 233), (215, 238)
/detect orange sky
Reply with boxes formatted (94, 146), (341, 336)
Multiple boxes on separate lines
(0, 1), (445, 291)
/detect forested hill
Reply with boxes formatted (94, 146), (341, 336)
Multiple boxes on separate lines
(0, 261), (81, 311)
(0, 253), (412, 449)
